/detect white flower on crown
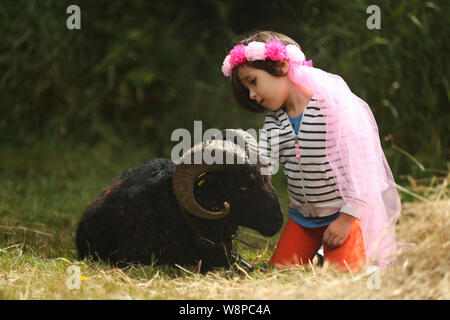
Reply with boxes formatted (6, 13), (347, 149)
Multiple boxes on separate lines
(221, 55), (232, 77)
(244, 41), (266, 61)
(286, 44), (305, 63)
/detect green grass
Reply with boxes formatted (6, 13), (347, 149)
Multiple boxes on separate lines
(0, 142), (448, 300)
(0, 141), (291, 298)
(0, 142), (153, 259)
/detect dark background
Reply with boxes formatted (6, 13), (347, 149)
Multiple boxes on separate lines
(1, 0), (448, 180)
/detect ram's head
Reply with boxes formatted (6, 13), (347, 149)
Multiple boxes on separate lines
(172, 129), (283, 237)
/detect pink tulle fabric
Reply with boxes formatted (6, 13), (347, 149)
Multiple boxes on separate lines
(288, 62), (407, 269)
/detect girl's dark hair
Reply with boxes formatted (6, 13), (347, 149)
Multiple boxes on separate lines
(229, 30), (301, 113)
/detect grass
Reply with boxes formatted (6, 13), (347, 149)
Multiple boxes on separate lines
(0, 142), (449, 300)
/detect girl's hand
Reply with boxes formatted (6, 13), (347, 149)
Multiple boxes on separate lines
(322, 213), (354, 249)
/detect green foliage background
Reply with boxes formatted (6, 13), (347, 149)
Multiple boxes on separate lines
(1, 0), (448, 179)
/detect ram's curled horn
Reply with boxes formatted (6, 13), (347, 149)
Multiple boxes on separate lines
(213, 129), (272, 170)
(212, 129), (260, 165)
(173, 139), (247, 220)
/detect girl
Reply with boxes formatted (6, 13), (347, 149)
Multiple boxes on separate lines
(221, 30), (403, 272)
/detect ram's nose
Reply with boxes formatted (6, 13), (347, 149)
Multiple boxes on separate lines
(260, 215), (283, 236)
(271, 215), (284, 234)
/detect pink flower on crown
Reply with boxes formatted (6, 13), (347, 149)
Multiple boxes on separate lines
(229, 44), (247, 67)
(245, 41), (266, 61)
(222, 55), (232, 77)
(265, 39), (287, 61)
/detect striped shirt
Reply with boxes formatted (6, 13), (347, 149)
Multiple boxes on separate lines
(260, 98), (359, 219)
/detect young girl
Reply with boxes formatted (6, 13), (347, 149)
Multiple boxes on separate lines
(221, 30), (403, 272)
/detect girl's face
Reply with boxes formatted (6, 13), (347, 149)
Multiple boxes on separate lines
(237, 64), (290, 111)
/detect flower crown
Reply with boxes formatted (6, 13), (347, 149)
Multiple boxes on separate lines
(221, 39), (313, 78)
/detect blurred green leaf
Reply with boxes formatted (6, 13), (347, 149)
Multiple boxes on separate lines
(0, 0), (447, 178)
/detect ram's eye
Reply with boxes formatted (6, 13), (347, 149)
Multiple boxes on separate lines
(240, 186), (248, 191)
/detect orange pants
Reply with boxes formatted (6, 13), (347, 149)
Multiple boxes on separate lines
(270, 218), (366, 273)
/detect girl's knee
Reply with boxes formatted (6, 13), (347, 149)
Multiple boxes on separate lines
(269, 219), (323, 267)
(324, 220), (366, 273)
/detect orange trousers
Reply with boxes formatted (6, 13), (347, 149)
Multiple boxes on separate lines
(270, 218), (366, 273)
